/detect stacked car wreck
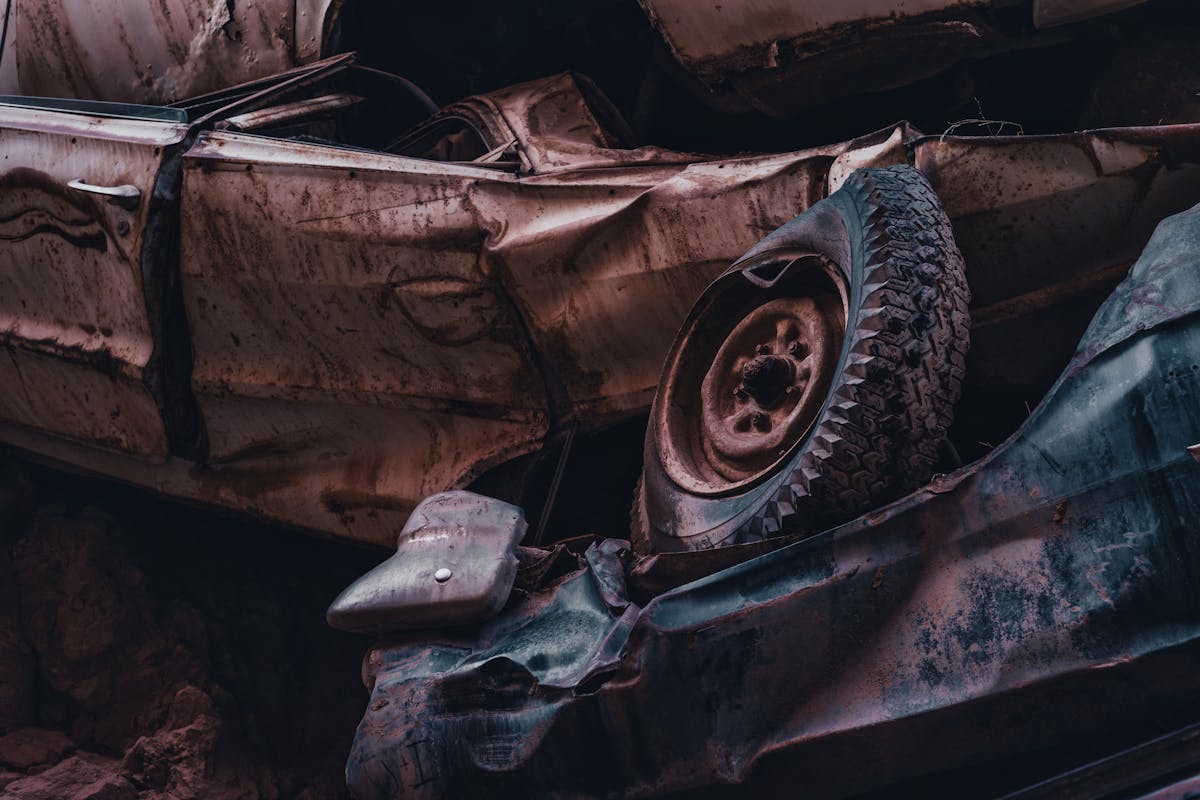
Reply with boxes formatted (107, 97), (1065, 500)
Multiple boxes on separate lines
(337, 127), (1200, 797)
(4, 0), (1200, 797)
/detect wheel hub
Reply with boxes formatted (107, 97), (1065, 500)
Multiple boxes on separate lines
(698, 295), (833, 480)
(738, 352), (796, 407)
(655, 256), (847, 494)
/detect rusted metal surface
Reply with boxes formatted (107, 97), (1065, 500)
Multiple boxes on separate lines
(638, 0), (1148, 115)
(346, 199), (1200, 797)
(177, 129), (551, 547)
(658, 259), (843, 493)
(5, 63), (1200, 547)
(168, 74), (904, 546)
(0, 102), (187, 458)
(326, 492), (526, 634)
(14, 0), (298, 103)
(915, 125), (1200, 402)
(460, 76), (907, 433)
(450, 73), (700, 172)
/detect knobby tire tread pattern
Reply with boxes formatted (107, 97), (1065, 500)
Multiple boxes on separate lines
(744, 166), (970, 541)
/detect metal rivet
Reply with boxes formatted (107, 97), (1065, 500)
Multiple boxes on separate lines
(117, 220), (131, 236)
(434, 568), (452, 583)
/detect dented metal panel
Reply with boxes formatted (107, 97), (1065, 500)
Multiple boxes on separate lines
(462, 73), (703, 172)
(638, 0), (993, 114)
(0, 103), (187, 458)
(472, 151), (839, 424)
(346, 199), (1200, 798)
(915, 125), (1200, 398)
(7, 63), (1200, 552)
(157, 120), (1200, 545)
(178, 131), (548, 548)
(471, 75), (913, 425)
(164, 74), (911, 546)
(15, 0), (295, 104)
(638, 0), (986, 70)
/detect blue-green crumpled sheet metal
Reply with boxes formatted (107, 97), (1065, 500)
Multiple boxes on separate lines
(347, 202), (1200, 799)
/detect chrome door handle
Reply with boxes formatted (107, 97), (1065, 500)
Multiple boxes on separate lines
(67, 179), (141, 210)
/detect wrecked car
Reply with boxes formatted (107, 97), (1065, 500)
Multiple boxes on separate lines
(2, 0), (1160, 124)
(333, 144), (1200, 796)
(4, 49), (1200, 553)
(0, 52), (925, 547)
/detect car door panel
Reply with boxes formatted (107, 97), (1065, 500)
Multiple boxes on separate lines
(179, 132), (549, 546)
(0, 106), (186, 458)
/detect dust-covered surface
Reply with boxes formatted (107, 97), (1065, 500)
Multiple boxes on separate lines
(0, 458), (380, 799)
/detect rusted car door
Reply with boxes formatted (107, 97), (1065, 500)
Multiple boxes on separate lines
(0, 98), (187, 459)
(177, 131), (549, 546)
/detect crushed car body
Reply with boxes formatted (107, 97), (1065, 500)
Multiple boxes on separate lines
(3, 51), (1200, 548)
(344, 197), (1200, 798)
(0, 55), (916, 546)
(5, 2), (1200, 799)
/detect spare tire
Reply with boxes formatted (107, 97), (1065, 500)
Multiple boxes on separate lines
(636, 165), (970, 553)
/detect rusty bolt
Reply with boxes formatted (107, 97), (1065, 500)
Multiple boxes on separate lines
(733, 386), (749, 402)
(117, 220), (131, 237)
(751, 412), (768, 431)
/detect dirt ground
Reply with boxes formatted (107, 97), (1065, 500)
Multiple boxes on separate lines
(0, 457), (380, 799)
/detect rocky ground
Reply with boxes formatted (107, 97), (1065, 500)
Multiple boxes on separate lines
(0, 457), (381, 799)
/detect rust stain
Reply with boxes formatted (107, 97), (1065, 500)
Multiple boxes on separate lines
(16, 0), (296, 104)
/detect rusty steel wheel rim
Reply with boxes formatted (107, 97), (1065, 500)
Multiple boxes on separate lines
(657, 256), (846, 495)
